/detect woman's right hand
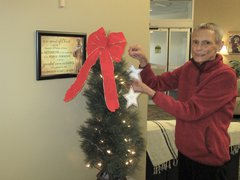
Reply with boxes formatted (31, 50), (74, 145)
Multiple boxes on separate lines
(128, 45), (148, 67)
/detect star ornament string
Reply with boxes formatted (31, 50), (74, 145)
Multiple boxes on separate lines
(123, 65), (143, 108)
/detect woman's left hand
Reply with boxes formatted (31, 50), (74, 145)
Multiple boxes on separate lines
(131, 79), (156, 97)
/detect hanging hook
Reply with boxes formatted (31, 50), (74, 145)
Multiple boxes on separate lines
(59, 0), (65, 8)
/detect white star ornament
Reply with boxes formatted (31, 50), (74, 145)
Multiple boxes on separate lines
(128, 65), (142, 80)
(123, 87), (140, 108)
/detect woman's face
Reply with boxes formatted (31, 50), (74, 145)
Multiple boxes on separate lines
(191, 29), (223, 64)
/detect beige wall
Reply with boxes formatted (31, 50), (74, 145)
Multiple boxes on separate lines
(194, 0), (240, 63)
(0, 1), (149, 180)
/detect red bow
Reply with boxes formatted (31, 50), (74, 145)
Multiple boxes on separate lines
(64, 27), (127, 112)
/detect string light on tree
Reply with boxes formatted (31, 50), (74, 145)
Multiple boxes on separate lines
(107, 150), (112, 154)
(98, 162), (102, 167)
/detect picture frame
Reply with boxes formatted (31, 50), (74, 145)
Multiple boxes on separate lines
(36, 30), (87, 80)
(228, 31), (240, 54)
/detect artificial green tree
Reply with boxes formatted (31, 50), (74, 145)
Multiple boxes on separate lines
(78, 59), (145, 180)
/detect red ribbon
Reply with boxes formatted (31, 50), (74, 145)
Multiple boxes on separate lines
(64, 27), (127, 112)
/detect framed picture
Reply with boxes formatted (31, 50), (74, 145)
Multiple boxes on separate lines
(228, 32), (240, 54)
(36, 30), (87, 80)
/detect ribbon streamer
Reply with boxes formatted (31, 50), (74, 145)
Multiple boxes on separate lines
(64, 27), (127, 112)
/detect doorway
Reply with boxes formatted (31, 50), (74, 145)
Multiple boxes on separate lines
(149, 27), (191, 74)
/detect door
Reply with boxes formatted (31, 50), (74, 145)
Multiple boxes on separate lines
(169, 28), (191, 71)
(149, 27), (191, 100)
(150, 28), (168, 74)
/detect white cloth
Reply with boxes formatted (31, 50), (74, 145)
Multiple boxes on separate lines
(228, 122), (240, 155)
(147, 120), (177, 174)
(147, 120), (240, 174)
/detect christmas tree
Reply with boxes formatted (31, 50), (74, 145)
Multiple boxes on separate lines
(78, 59), (145, 180)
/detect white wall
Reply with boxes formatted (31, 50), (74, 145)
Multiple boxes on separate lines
(0, 1), (149, 180)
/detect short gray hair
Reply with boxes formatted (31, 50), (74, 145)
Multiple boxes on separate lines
(193, 23), (224, 43)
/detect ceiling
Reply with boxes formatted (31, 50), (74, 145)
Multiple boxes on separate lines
(150, 0), (192, 19)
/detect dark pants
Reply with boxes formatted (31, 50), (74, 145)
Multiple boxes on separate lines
(178, 152), (229, 180)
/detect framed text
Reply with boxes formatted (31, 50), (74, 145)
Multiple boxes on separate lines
(36, 30), (87, 80)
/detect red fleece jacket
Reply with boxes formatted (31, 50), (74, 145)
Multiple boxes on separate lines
(141, 54), (237, 166)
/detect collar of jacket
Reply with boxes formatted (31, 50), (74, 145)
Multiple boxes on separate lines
(191, 53), (223, 72)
